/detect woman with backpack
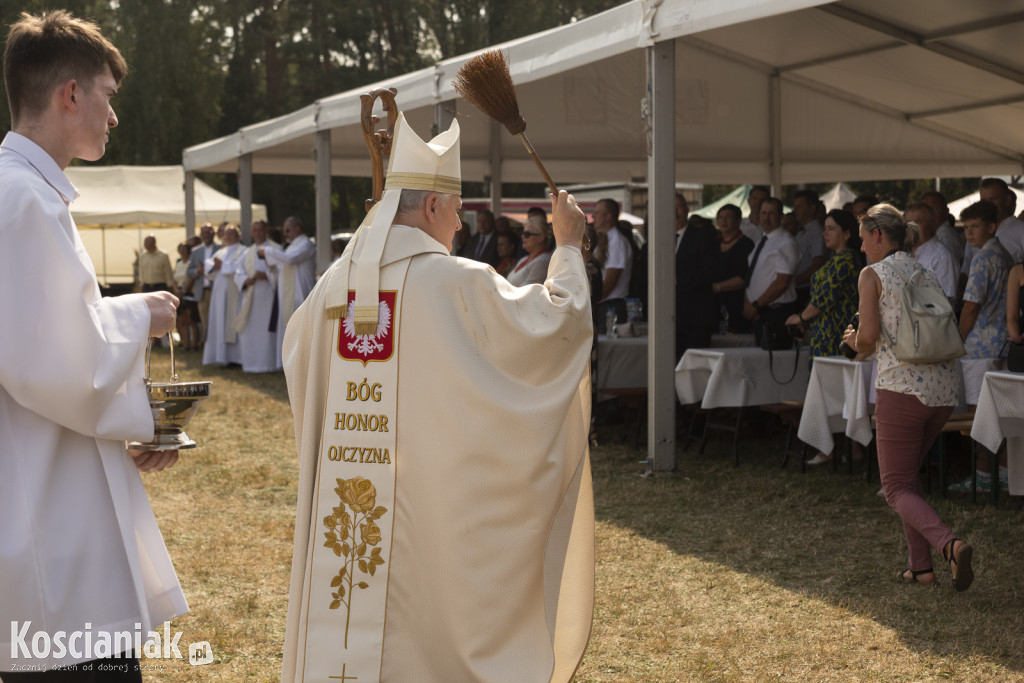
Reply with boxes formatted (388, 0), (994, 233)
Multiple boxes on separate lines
(842, 204), (974, 592)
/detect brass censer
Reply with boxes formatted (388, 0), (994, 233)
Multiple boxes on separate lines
(129, 336), (212, 451)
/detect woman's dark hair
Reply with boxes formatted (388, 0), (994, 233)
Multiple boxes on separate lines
(828, 208), (863, 268)
(717, 203), (742, 223)
(497, 231), (521, 253)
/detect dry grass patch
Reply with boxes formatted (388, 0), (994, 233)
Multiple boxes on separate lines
(139, 353), (1024, 681)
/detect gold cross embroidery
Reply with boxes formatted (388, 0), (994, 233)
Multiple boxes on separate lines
(328, 663), (358, 681)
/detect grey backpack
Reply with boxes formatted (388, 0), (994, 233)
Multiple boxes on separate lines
(881, 265), (965, 363)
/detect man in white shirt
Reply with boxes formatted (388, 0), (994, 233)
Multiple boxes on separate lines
(959, 178), (1024, 294)
(593, 197), (633, 331)
(0, 11), (186, 678)
(920, 190), (965, 267)
(739, 185), (768, 243)
(260, 215), (316, 368)
(906, 202), (958, 303)
(743, 197), (801, 343)
(791, 189), (826, 308)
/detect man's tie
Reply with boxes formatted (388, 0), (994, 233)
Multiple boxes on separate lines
(745, 235), (768, 286)
(475, 234), (486, 259)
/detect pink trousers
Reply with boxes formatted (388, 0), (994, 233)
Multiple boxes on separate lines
(875, 389), (956, 571)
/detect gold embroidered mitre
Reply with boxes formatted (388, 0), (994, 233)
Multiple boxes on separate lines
(337, 112), (462, 333)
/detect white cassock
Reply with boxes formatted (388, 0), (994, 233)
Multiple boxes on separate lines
(233, 241), (282, 372)
(0, 132), (187, 672)
(263, 234), (316, 369)
(280, 225), (595, 682)
(202, 242), (245, 366)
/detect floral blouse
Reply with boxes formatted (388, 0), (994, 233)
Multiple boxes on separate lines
(870, 253), (959, 406)
(808, 249), (860, 357)
(963, 236), (1013, 359)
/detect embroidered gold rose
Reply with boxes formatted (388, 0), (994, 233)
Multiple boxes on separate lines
(324, 476), (387, 647)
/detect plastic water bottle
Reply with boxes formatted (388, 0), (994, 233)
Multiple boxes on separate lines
(719, 306), (729, 335)
(626, 297), (642, 323)
(606, 310), (618, 339)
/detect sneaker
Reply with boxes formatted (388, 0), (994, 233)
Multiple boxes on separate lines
(806, 453), (833, 466)
(948, 473), (991, 493)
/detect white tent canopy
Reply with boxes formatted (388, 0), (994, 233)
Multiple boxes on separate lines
(947, 187), (1024, 223)
(68, 165), (266, 286)
(67, 165), (266, 226)
(182, 0), (1024, 471)
(184, 0), (1024, 185)
(820, 183), (857, 211)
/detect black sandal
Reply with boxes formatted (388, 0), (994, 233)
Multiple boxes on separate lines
(897, 567), (937, 585)
(944, 539), (974, 592)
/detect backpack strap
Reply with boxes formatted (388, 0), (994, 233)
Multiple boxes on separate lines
(876, 259), (904, 348)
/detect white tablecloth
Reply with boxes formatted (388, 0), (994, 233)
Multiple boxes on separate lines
(971, 371), (1024, 496)
(797, 357), (877, 455)
(675, 347), (811, 409)
(961, 357), (1006, 405)
(596, 336), (647, 390)
(596, 334), (756, 391)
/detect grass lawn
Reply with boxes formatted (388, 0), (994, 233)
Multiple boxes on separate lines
(141, 349), (1024, 681)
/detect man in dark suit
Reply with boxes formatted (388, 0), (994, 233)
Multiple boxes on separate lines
(674, 194), (718, 360)
(461, 209), (501, 268)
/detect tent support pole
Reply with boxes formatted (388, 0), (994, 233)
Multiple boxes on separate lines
(770, 74), (782, 196)
(315, 130), (332, 275)
(434, 99), (455, 137)
(184, 171), (196, 237)
(646, 39), (676, 475)
(239, 154), (253, 242)
(489, 121), (502, 216)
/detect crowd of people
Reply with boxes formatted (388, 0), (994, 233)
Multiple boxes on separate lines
(455, 182), (1024, 410)
(137, 217), (317, 373)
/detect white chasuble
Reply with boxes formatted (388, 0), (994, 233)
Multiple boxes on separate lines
(296, 260), (408, 682)
(282, 225), (595, 683)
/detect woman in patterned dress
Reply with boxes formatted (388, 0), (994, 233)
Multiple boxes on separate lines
(842, 204), (974, 591)
(786, 209), (862, 357)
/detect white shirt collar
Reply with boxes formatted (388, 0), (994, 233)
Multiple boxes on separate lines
(0, 132), (79, 204)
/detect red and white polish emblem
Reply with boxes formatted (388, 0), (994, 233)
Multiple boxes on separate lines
(337, 290), (396, 365)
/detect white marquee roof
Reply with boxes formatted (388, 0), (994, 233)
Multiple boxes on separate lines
(67, 165), (266, 226)
(184, 0), (1024, 185)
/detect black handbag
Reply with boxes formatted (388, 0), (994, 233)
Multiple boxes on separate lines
(758, 307), (793, 351)
(1008, 342), (1024, 373)
(757, 307), (801, 384)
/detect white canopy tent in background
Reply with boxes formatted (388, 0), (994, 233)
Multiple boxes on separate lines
(820, 183), (857, 211)
(947, 187), (1024, 223)
(692, 185), (753, 220)
(68, 165), (266, 286)
(183, 0), (1024, 472)
(694, 182), (850, 219)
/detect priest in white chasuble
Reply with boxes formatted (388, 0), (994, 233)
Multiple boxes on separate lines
(202, 224), (245, 366)
(281, 112), (595, 683)
(234, 219), (281, 372)
(261, 215), (316, 369)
